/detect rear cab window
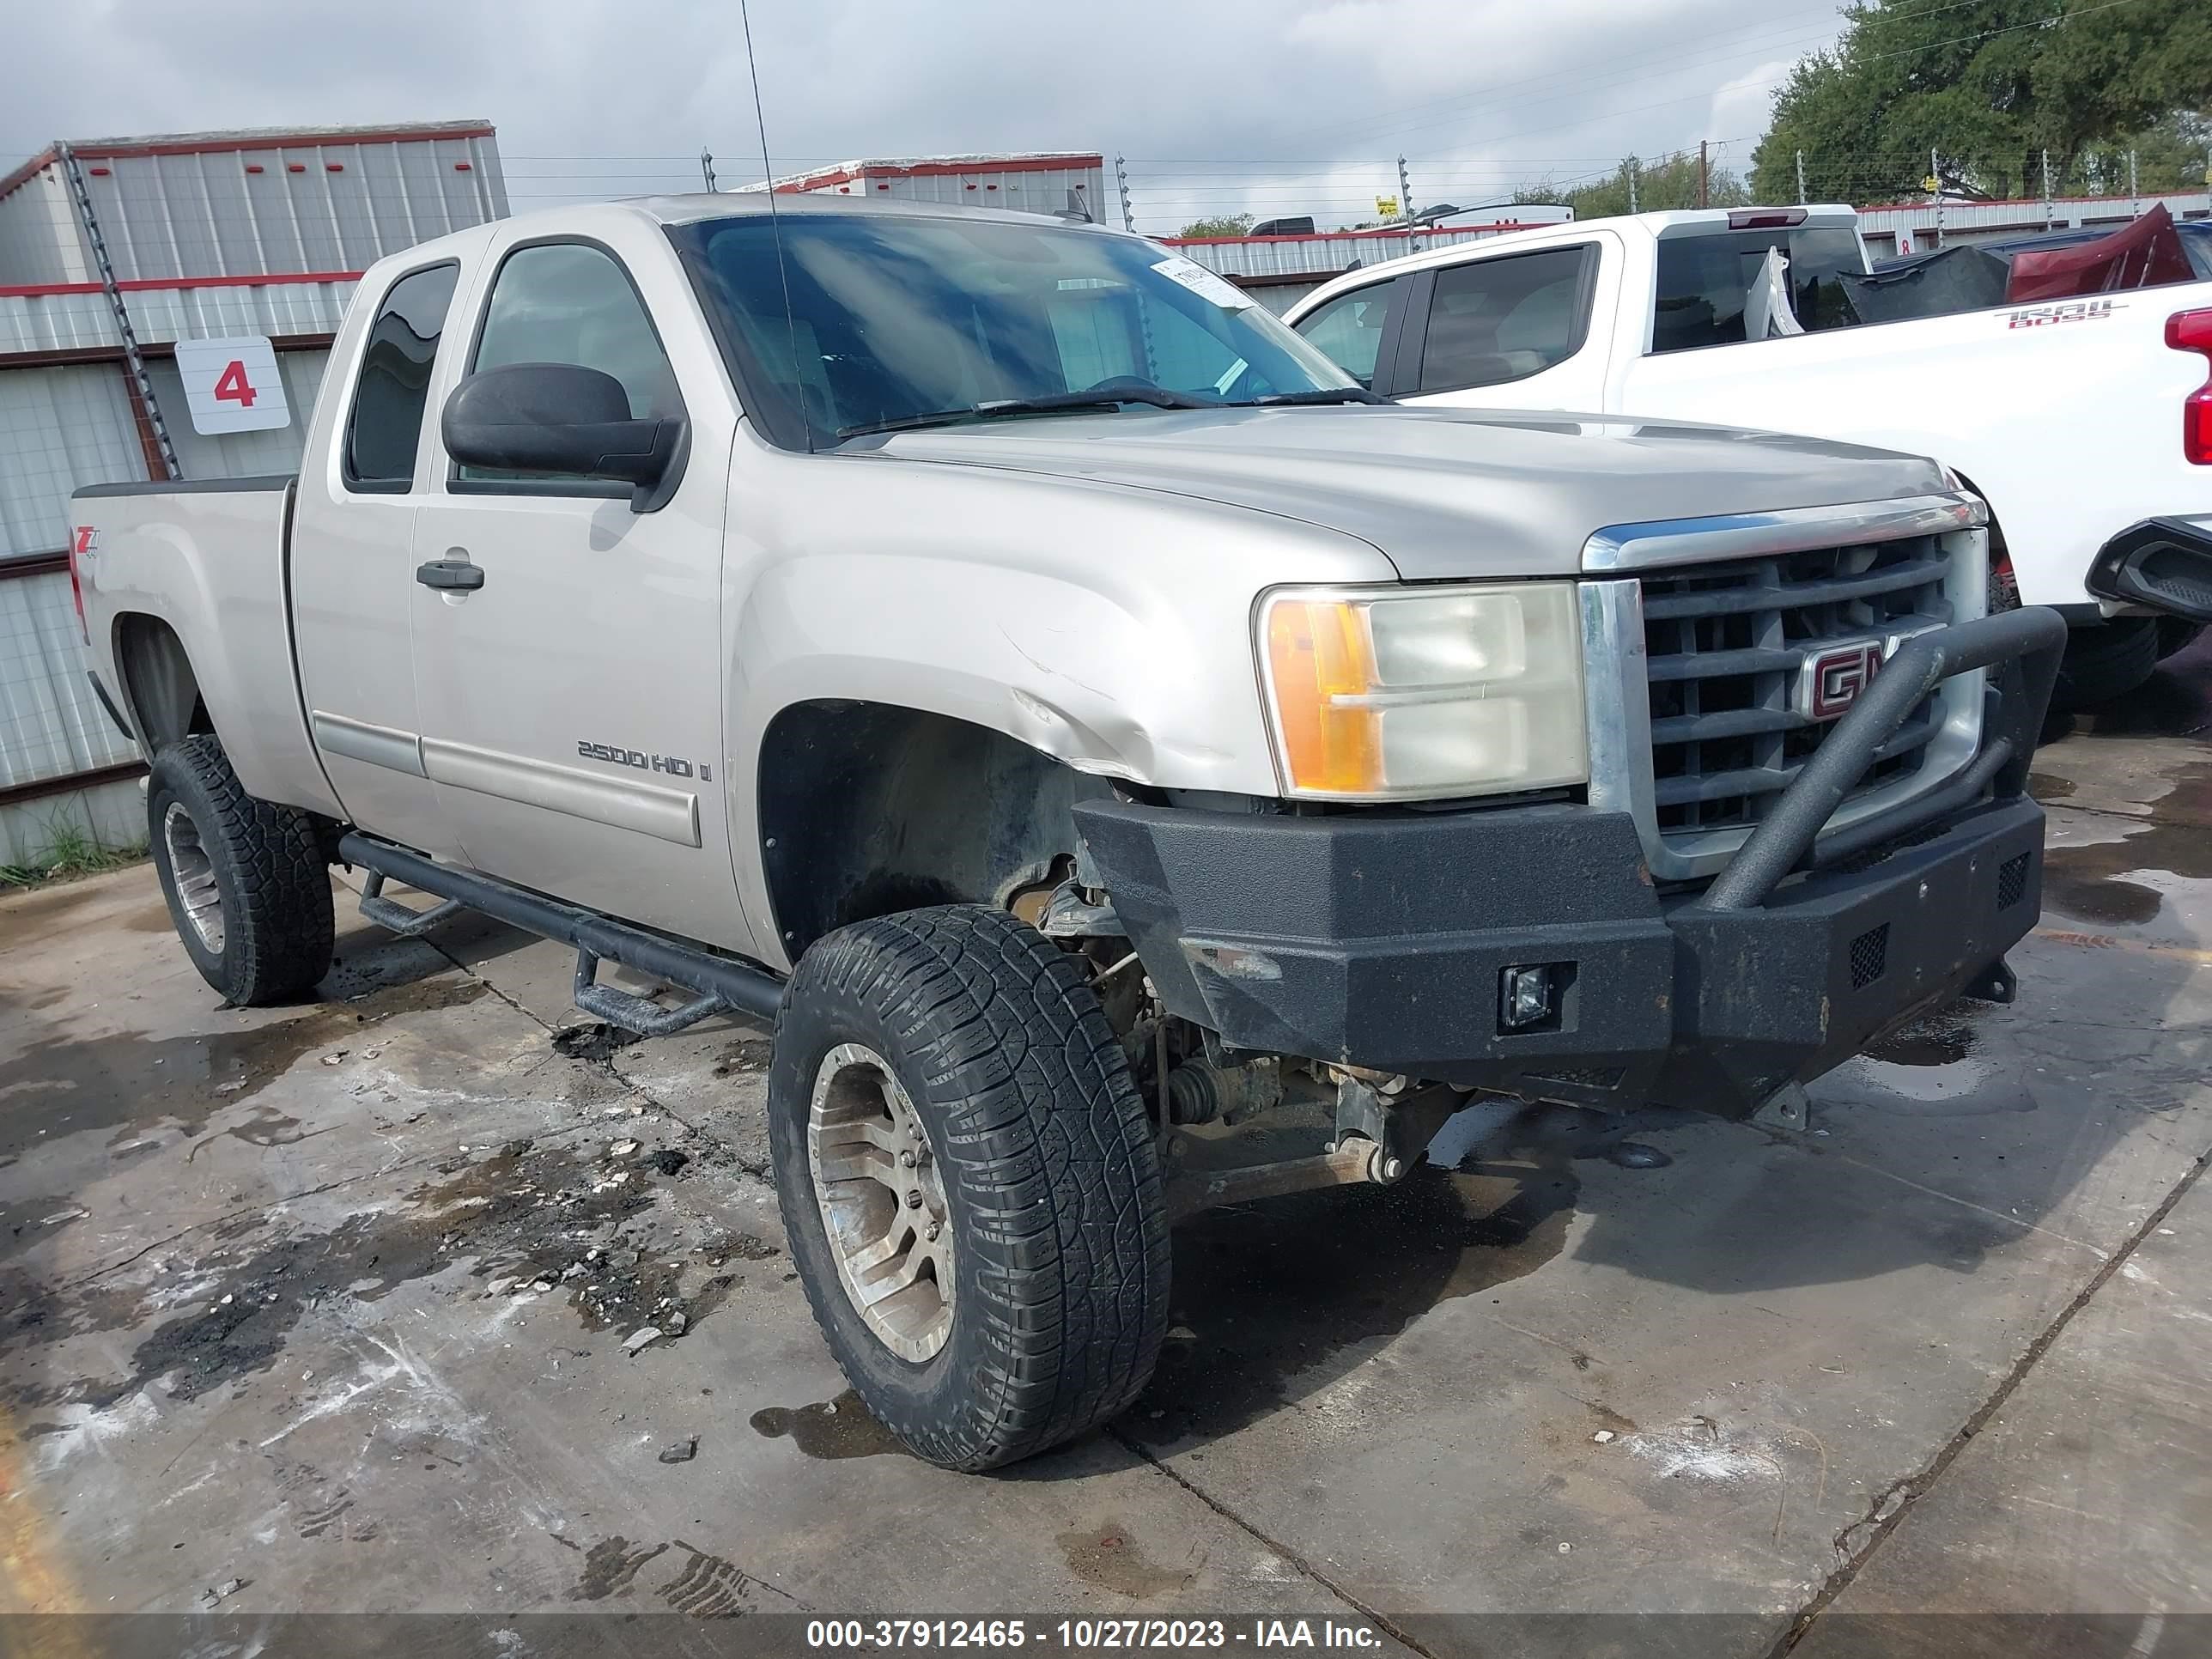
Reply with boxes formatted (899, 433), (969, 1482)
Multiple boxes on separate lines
(1650, 226), (1863, 353)
(1412, 245), (1596, 393)
(342, 262), (461, 492)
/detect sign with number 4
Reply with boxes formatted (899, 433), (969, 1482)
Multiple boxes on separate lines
(173, 335), (290, 434)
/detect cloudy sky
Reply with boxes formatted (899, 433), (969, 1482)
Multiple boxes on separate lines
(4, 0), (1842, 231)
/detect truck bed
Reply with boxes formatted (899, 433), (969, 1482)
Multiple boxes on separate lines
(74, 474), (342, 818)
(1620, 277), (2212, 609)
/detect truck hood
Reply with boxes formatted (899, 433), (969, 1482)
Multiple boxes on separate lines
(865, 404), (1950, 579)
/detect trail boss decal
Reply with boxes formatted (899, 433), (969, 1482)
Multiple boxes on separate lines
(2002, 299), (2121, 330)
(577, 740), (710, 781)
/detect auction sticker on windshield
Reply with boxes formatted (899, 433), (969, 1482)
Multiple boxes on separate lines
(1152, 255), (1256, 310)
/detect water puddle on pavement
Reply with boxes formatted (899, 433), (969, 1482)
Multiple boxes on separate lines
(1863, 1012), (1978, 1068)
(1845, 1005), (2033, 1115)
(2044, 819), (2210, 927)
(2038, 761), (2210, 928)
(0, 973), (488, 1158)
(748, 1389), (906, 1460)
(1054, 1522), (1197, 1597)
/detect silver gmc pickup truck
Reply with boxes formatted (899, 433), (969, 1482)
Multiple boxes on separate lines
(70, 194), (2065, 1470)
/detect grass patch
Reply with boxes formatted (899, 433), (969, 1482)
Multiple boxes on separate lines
(0, 808), (148, 890)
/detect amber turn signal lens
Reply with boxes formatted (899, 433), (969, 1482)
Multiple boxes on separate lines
(1266, 598), (1383, 794)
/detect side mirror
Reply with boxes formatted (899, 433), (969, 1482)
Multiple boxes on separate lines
(441, 362), (686, 511)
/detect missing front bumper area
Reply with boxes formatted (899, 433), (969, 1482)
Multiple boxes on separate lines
(2086, 516), (2212, 624)
(1077, 608), (2067, 1121)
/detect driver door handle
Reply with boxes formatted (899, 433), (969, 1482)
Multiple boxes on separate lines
(416, 557), (485, 592)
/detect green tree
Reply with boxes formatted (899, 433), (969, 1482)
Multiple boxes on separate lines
(2083, 109), (2212, 192)
(1751, 1), (2212, 204)
(1514, 152), (1749, 219)
(1176, 213), (1255, 238)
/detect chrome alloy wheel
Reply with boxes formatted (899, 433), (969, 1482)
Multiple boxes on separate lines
(806, 1043), (953, 1362)
(161, 800), (225, 954)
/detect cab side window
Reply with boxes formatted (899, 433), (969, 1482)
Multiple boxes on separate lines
(1292, 278), (1401, 388)
(459, 242), (682, 481)
(343, 262), (459, 491)
(1416, 246), (1593, 392)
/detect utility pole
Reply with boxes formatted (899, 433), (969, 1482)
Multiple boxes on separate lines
(1931, 146), (1943, 246)
(2129, 149), (2139, 216)
(1796, 149), (1808, 205)
(700, 149), (718, 191)
(1114, 155), (1134, 232)
(2041, 148), (2053, 229)
(1397, 154), (1415, 252)
(1626, 158), (1638, 216)
(58, 142), (178, 480)
(1697, 140), (1710, 210)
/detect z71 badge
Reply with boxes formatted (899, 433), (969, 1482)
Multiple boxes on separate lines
(577, 741), (709, 781)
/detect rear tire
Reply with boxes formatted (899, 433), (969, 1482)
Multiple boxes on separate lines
(768, 904), (1169, 1470)
(147, 735), (334, 1005)
(2052, 617), (2160, 712)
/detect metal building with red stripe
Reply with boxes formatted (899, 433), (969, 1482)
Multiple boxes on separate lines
(0, 120), (507, 286)
(750, 153), (1105, 222)
(0, 121), (507, 860)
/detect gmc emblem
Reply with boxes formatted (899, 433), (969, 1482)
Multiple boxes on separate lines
(1799, 639), (1885, 721)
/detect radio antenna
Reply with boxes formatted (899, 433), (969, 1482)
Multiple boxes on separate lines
(739, 0), (812, 453)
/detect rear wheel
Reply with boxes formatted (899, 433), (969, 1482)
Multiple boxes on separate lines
(768, 904), (1169, 1470)
(147, 735), (334, 1005)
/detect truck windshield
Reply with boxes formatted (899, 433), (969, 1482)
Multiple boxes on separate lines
(671, 212), (1359, 448)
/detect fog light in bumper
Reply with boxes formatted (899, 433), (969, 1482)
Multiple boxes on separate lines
(1500, 963), (1558, 1031)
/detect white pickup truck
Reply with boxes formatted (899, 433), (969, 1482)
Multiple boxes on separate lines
(71, 193), (2067, 1469)
(1285, 205), (2212, 704)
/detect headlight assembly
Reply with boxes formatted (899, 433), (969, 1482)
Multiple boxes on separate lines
(1257, 582), (1588, 801)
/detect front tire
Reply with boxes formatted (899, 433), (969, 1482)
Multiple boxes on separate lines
(2155, 617), (2204, 664)
(148, 735), (334, 1005)
(768, 905), (1169, 1470)
(2052, 617), (2160, 712)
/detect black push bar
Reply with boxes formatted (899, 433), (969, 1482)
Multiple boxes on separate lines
(1696, 605), (2067, 913)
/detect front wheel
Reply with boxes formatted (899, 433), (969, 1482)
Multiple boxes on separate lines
(767, 905), (1169, 1470)
(2155, 617), (2205, 664)
(148, 735), (334, 1005)
(2051, 617), (2160, 712)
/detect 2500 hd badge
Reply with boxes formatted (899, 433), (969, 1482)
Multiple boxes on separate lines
(576, 739), (710, 781)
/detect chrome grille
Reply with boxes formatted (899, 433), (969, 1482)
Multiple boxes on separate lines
(1638, 535), (1953, 838)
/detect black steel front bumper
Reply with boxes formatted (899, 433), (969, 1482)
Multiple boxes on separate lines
(1074, 607), (2069, 1119)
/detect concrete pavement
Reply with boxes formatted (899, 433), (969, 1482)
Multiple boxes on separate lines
(0, 643), (2205, 1655)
